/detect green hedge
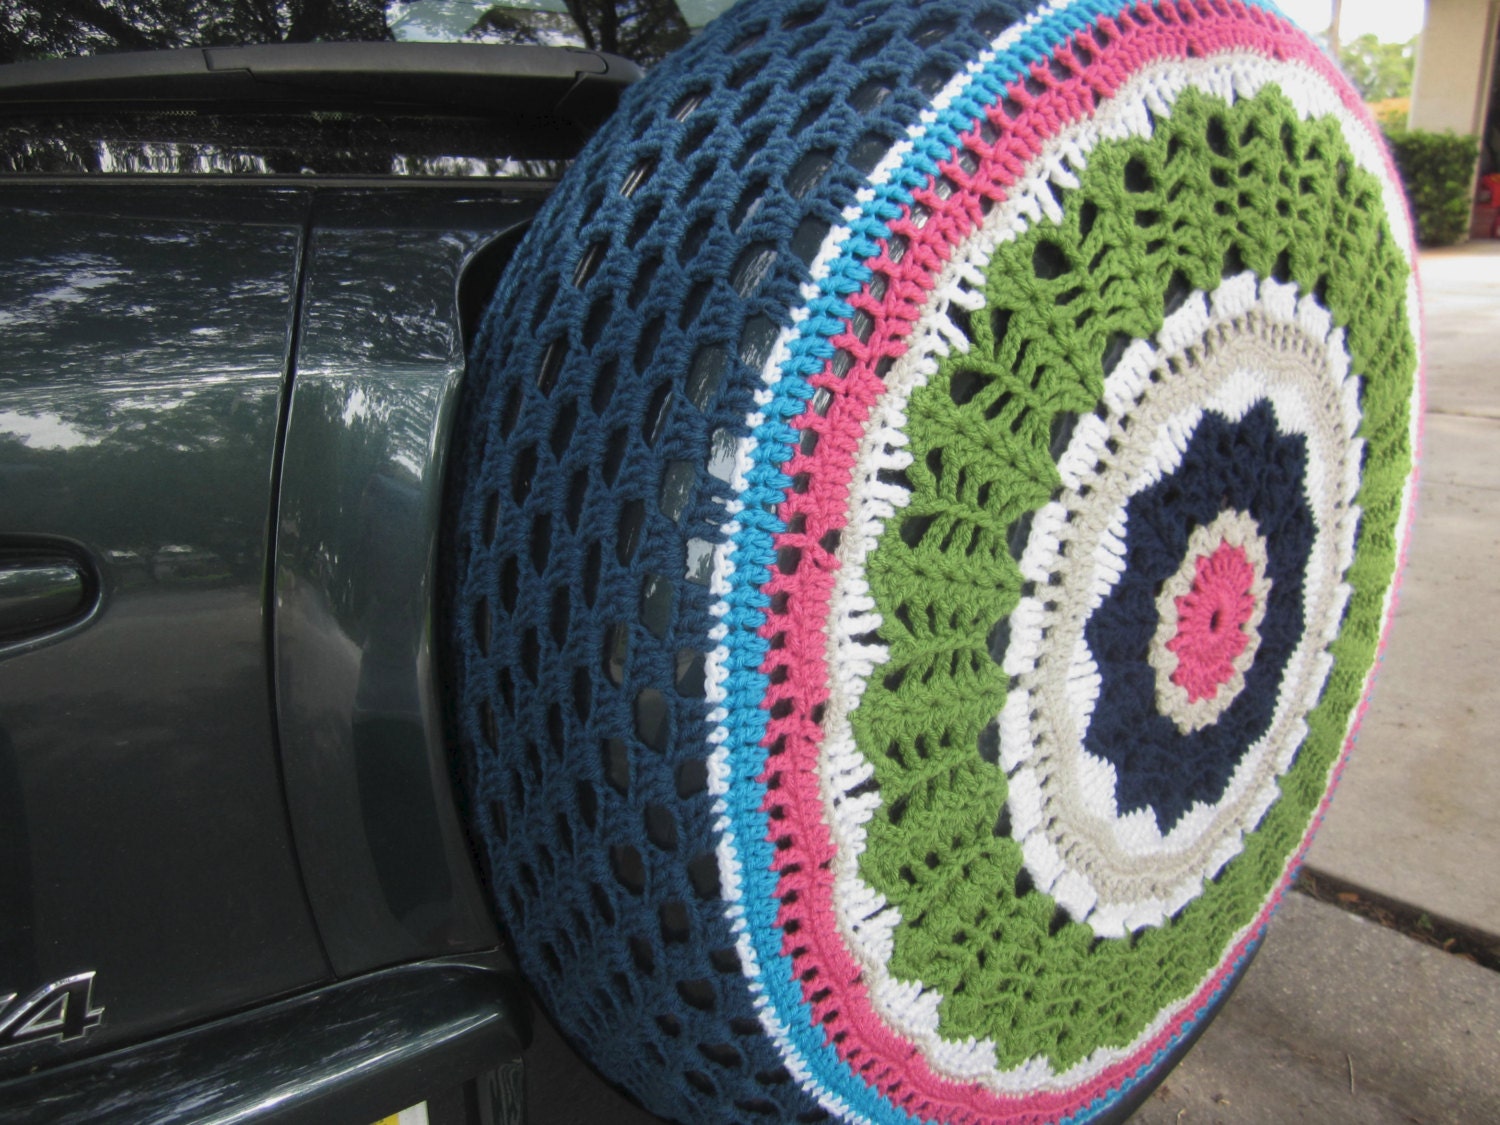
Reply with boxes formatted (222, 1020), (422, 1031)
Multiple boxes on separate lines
(1383, 128), (1481, 246)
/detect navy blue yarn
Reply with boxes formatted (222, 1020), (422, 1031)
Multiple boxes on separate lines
(445, 2), (1036, 1121)
(1082, 400), (1314, 833)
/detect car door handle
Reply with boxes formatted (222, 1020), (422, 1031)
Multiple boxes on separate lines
(0, 553), (92, 642)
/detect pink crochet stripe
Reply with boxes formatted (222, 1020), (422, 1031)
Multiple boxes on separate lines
(748, 4), (1408, 1123)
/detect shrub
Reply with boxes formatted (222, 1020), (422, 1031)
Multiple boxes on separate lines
(1383, 128), (1481, 246)
(1367, 96), (1409, 132)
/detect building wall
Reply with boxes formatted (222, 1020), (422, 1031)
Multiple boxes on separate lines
(1409, 0), (1500, 134)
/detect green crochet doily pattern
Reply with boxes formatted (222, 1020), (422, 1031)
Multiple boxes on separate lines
(851, 84), (1415, 1070)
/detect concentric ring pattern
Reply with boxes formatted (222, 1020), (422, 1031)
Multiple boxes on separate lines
(449, 2), (1421, 1123)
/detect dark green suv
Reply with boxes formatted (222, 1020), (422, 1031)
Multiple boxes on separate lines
(0, 3), (1424, 1124)
(0, 23), (642, 1124)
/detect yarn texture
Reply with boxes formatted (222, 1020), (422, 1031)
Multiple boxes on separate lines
(447, 1), (1421, 1123)
(1153, 511), (1271, 724)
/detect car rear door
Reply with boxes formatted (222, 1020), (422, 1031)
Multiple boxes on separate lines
(0, 182), (332, 1071)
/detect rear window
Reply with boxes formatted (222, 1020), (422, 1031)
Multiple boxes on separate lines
(0, 109), (572, 179)
(0, 1), (730, 66)
(0, 0), (728, 179)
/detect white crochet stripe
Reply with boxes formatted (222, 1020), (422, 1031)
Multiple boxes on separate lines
(1004, 276), (1363, 938)
(811, 54), (1418, 1095)
(702, 320), (860, 1125)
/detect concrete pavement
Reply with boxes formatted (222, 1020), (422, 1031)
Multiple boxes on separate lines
(1130, 894), (1500, 1125)
(1304, 241), (1500, 940)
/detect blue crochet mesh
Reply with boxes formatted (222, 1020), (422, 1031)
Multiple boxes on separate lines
(446, 1), (1035, 1120)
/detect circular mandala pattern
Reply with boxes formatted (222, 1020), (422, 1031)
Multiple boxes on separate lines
(1150, 510), (1271, 732)
(1002, 276), (1362, 938)
(449, 1), (1422, 1123)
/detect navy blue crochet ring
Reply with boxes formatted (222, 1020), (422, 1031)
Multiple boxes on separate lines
(447, 1), (1420, 1122)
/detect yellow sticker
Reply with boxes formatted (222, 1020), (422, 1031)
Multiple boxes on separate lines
(371, 1106), (428, 1125)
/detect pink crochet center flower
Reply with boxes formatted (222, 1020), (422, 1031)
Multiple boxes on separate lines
(744, 5), (1390, 1122)
(1168, 542), (1260, 703)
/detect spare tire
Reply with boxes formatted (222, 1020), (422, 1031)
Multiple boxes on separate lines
(447, 2), (1422, 1122)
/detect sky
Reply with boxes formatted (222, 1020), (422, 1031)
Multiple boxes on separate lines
(1274, 0), (1426, 43)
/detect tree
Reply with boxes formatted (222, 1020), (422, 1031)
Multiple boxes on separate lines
(469, 1), (689, 66)
(0, 0), (698, 67)
(0, 0), (390, 64)
(1338, 33), (1417, 103)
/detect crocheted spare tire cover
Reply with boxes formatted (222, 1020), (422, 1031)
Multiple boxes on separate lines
(448, 2), (1421, 1122)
